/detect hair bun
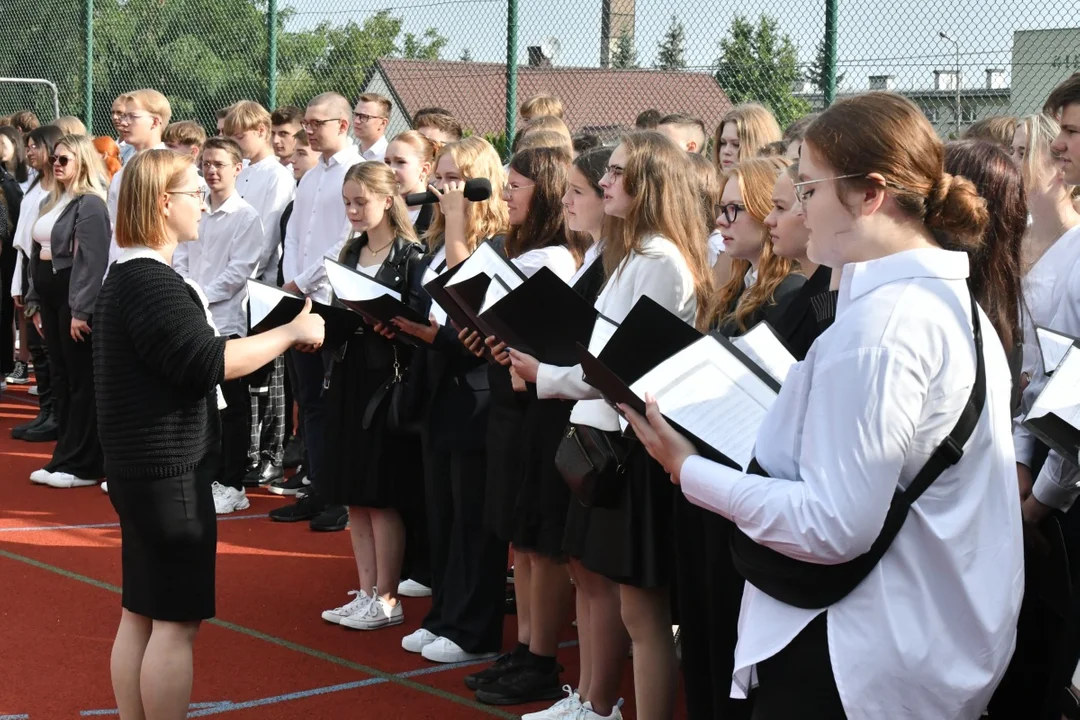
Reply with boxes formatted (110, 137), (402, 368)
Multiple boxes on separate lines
(925, 171), (989, 251)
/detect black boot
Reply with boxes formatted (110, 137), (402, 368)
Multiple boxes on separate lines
(21, 409), (58, 442)
(11, 408), (48, 439)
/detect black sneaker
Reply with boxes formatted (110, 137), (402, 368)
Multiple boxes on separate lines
(310, 504), (348, 532)
(21, 413), (58, 442)
(268, 467), (308, 496)
(268, 494), (324, 522)
(283, 435), (303, 468)
(464, 650), (527, 691)
(474, 666), (565, 706)
(243, 460), (284, 487)
(6, 360), (31, 385)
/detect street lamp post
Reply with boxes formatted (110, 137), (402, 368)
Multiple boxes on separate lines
(939, 31), (961, 137)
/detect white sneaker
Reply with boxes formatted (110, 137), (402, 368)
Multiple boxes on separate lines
(576, 701), (623, 719)
(402, 627), (438, 653)
(420, 636), (498, 663)
(101, 481), (108, 494)
(397, 579), (432, 597)
(522, 686), (583, 719)
(341, 589), (404, 630)
(212, 482), (250, 514)
(28, 385), (39, 396)
(46, 472), (98, 488)
(321, 590), (371, 624)
(30, 468), (53, 485)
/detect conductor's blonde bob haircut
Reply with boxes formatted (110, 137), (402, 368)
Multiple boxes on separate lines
(116, 149), (195, 249)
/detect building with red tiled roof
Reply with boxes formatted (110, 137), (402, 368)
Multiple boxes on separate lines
(364, 57), (733, 141)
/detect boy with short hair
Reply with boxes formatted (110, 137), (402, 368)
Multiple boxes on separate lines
(352, 92), (391, 161)
(657, 113), (707, 154)
(225, 100), (297, 486)
(162, 120), (208, 159)
(173, 137), (265, 515)
(520, 93), (563, 122)
(271, 106), (304, 166)
(412, 107), (463, 144)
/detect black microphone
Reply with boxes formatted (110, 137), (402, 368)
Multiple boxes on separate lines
(405, 178), (492, 206)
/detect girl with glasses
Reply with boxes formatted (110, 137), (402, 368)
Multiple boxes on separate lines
(25, 134), (111, 489)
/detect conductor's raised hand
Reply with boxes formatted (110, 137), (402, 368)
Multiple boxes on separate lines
(289, 297), (325, 351)
(619, 393), (697, 484)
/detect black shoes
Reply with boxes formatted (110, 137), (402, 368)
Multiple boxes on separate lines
(474, 665), (565, 706)
(268, 467), (308, 495)
(310, 505), (348, 532)
(242, 459), (284, 487)
(268, 494), (324, 522)
(465, 649), (528, 690)
(12, 409), (58, 442)
(283, 435), (303, 468)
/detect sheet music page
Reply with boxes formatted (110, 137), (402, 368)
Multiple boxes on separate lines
(1029, 346), (1080, 430)
(480, 276), (512, 315)
(324, 260), (400, 302)
(588, 316), (620, 355)
(247, 281), (287, 327)
(1037, 326), (1075, 375)
(422, 265), (450, 325)
(630, 337), (779, 469)
(731, 323), (797, 383)
(445, 243), (523, 291)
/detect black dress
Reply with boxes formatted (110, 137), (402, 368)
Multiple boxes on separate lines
(322, 236), (425, 509)
(513, 256), (606, 558)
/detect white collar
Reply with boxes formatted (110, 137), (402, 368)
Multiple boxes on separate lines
(208, 192), (243, 216)
(841, 247), (970, 303)
(361, 135), (388, 156)
(321, 145), (360, 168)
(115, 246), (170, 265)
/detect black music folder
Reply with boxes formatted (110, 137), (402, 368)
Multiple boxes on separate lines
(477, 266), (600, 366)
(1024, 346), (1080, 468)
(246, 279), (361, 349)
(324, 258), (430, 326)
(577, 296), (782, 470)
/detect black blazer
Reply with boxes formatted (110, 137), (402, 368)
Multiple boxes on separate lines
(772, 266), (837, 360)
(716, 271), (806, 339)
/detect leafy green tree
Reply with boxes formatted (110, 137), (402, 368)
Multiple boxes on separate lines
(610, 29), (638, 69)
(460, 48), (474, 62)
(805, 39), (845, 92)
(714, 14), (810, 127)
(655, 15), (687, 70)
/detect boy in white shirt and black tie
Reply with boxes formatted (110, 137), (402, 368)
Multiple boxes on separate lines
(173, 137), (265, 515)
(225, 100), (297, 488)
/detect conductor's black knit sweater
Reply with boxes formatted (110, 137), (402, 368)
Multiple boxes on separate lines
(93, 257), (227, 480)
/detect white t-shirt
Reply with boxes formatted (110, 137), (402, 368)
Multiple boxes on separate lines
(32, 194), (75, 256)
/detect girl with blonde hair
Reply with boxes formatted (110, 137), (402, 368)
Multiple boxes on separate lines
(25, 134), (111, 489)
(712, 103), (782, 171)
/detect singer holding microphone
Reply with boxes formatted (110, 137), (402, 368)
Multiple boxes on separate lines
(93, 149), (325, 720)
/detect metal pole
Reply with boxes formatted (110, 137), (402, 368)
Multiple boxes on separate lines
(505, 0), (519, 160)
(823, 0), (838, 106)
(267, 0), (278, 109)
(939, 32), (960, 137)
(84, 0), (94, 131)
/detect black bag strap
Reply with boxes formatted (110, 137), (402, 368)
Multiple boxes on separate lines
(735, 288), (986, 609)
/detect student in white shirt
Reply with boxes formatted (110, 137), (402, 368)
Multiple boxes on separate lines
(108, 89), (171, 265)
(162, 121), (207, 162)
(226, 100), (297, 486)
(173, 137), (264, 516)
(623, 93), (1024, 720)
(352, 93), (391, 162)
(510, 132), (715, 720)
(412, 108), (464, 146)
(271, 106), (304, 168)
(273, 92), (362, 530)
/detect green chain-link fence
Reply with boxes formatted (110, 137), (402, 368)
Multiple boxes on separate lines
(1, 0), (1078, 148)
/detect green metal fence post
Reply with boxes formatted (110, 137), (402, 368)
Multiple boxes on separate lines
(823, 0), (838, 106)
(84, 0), (94, 130)
(504, 0), (519, 159)
(267, 0), (278, 109)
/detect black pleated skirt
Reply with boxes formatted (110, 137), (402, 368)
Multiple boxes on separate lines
(511, 398), (574, 559)
(108, 463), (217, 622)
(566, 438), (674, 588)
(484, 365), (532, 542)
(323, 335), (423, 509)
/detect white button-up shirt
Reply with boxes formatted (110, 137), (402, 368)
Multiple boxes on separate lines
(1019, 224), (1080, 376)
(106, 142), (168, 267)
(679, 248), (1023, 720)
(236, 154), (295, 284)
(173, 193), (264, 338)
(360, 135), (388, 162)
(535, 235), (698, 431)
(281, 145), (362, 304)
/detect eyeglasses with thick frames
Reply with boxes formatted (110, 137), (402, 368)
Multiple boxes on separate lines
(353, 112), (387, 124)
(50, 155), (74, 167)
(719, 203), (747, 223)
(301, 118), (343, 131)
(792, 174), (870, 204)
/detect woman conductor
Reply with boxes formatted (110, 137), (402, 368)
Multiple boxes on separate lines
(93, 149), (325, 720)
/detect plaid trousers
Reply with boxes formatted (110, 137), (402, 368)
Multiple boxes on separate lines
(247, 354), (286, 466)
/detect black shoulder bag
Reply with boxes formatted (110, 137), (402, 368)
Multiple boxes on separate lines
(730, 289), (986, 610)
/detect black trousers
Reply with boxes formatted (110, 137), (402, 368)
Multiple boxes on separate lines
(750, 613), (846, 719)
(675, 494), (751, 720)
(421, 434), (506, 653)
(33, 261), (103, 478)
(216, 368), (250, 491)
(1, 248), (16, 375)
(287, 348), (328, 501)
(27, 307), (52, 412)
(400, 457), (432, 586)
